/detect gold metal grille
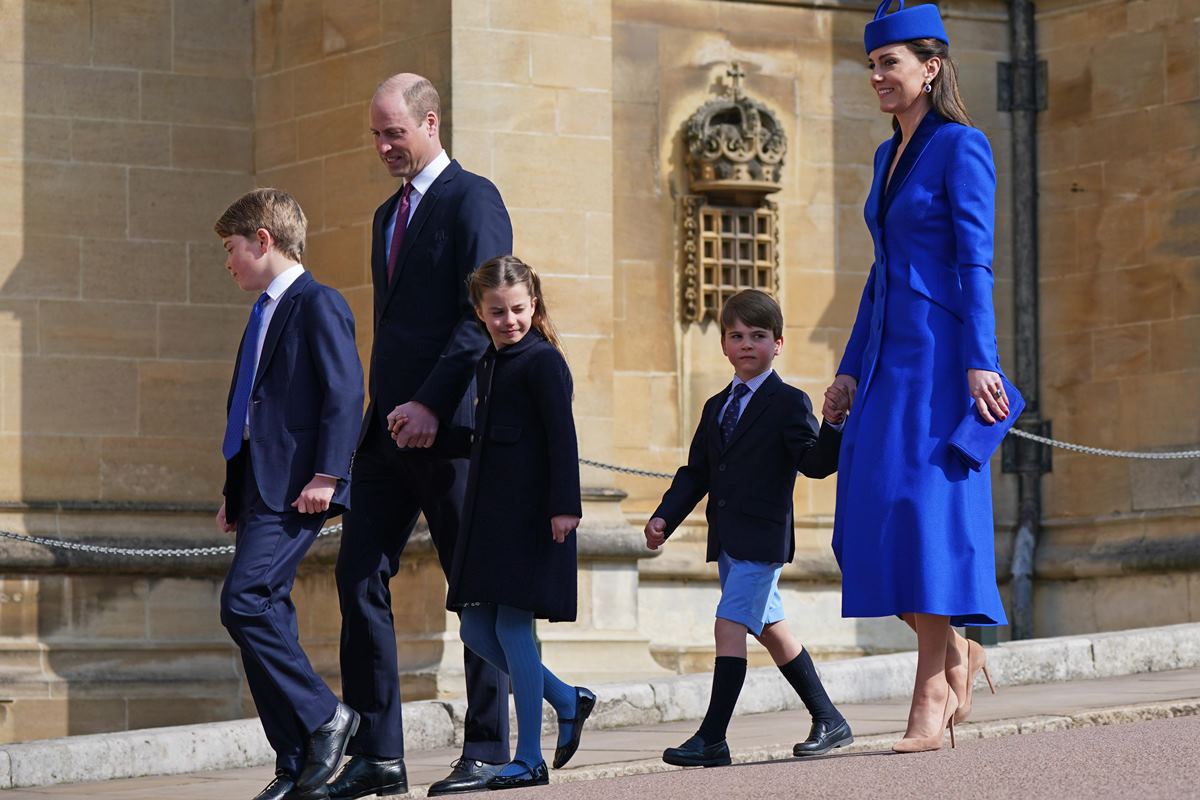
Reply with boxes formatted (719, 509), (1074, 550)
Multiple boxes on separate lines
(684, 202), (777, 322)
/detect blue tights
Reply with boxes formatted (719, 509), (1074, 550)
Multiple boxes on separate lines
(459, 604), (577, 776)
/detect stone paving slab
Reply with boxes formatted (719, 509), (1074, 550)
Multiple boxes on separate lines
(5, 667), (1199, 798)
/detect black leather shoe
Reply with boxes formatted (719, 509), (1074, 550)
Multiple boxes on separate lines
(427, 758), (503, 796)
(552, 686), (596, 769)
(296, 703), (360, 792)
(485, 759), (549, 790)
(327, 756), (408, 799)
(252, 771), (300, 800)
(662, 734), (732, 768)
(793, 717), (854, 757)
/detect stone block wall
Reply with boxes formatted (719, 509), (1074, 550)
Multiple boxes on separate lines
(608, 0), (1015, 661)
(1031, 0), (1200, 636)
(0, 0), (255, 506)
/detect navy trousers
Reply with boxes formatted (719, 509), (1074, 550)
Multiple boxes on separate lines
(336, 420), (510, 762)
(221, 447), (339, 776)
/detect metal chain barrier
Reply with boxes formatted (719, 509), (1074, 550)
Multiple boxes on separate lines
(2, 430), (1196, 560)
(1005, 428), (1200, 460)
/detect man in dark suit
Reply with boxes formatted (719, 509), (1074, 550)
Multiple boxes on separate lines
(215, 189), (364, 800)
(329, 74), (513, 800)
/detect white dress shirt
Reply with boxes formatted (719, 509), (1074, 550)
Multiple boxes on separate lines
(244, 264), (306, 431)
(383, 149), (452, 264)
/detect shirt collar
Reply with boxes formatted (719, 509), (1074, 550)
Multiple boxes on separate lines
(265, 264), (306, 302)
(408, 149), (451, 198)
(731, 368), (774, 395)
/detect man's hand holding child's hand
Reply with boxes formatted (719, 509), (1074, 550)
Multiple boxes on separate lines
(644, 517), (667, 550)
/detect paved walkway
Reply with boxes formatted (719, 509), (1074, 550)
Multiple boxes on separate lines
(6, 668), (1200, 798)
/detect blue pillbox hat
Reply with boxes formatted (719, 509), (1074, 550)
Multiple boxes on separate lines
(864, 0), (949, 54)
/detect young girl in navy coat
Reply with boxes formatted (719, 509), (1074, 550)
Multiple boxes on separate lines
(445, 255), (595, 789)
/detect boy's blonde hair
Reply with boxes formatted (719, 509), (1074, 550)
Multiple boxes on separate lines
(719, 289), (784, 339)
(213, 188), (307, 262)
(468, 255), (564, 354)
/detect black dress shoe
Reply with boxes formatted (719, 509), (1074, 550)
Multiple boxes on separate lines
(427, 758), (503, 796)
(662, 734), (731, 768)
(252, 771), (299, 800)
(485, 760), (549, 790)
(327, 756), (408, 800)
(296, 703), (361, 792)
(552, 686), (596, 769)
(793, 717), (854, 757)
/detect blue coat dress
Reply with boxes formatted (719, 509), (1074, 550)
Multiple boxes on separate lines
(833, 112), (1008, 627)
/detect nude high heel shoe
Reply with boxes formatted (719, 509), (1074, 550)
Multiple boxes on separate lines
(892, 688), (958, 754)
(953, 639), (997, 725)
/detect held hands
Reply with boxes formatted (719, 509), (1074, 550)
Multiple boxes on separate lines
(389, 400), (439, 448)
(215, 501), (236, 534)
(551, 514), (580, 544)
(968, 369), (1010, 424)
(644, 517), (667, 550)
(822, 374), (858, 424)
(291, 474), (337, 515)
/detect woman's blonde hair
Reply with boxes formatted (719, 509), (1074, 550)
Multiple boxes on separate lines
(468, 255), (564, 354)
(900, 38), (972, 128)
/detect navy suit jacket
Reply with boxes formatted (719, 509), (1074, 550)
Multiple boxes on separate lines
(362, 159), (513, 452)
(653, 372), (841, 564)
(223, 271), (363, 519)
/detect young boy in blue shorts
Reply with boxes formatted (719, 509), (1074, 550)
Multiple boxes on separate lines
(645, 289), (851, 767)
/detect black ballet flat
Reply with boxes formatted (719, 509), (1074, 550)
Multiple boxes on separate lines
(485, 759), (549, 790)
(552, 686), (596, 769)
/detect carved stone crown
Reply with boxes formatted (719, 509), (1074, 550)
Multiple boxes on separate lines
(684, 63), (787, 204)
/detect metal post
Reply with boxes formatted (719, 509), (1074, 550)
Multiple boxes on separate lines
(1006, 0), (1046, 640)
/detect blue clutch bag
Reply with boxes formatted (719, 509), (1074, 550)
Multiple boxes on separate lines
(948, 375), (1026, 471)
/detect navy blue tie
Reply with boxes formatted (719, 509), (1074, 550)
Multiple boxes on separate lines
(720, 383), (750, 446)
(222, 293), (269, 460)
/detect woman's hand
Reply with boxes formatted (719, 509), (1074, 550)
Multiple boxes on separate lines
(551, 514), (580, 544)
(968, 369), (1009, 424)
(822, 374), (858, 422)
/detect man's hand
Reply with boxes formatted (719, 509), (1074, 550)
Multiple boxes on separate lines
(216, 501), (236, 534)
(291, 475), (337, 515)
(644, 517), (667, 550)
(550, 515), (580, 544)
(389, 400), (439, 448)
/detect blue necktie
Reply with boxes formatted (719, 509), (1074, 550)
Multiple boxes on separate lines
(720, 383), (750, 446)
(222, 293), (269, 460)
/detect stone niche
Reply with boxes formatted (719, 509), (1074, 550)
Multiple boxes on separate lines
(680, 64), (786, 325)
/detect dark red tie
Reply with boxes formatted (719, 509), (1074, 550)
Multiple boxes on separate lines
(385, 182), (414, 285)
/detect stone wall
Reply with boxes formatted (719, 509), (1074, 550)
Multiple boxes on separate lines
(607, 0), (1017, 663)
(1032, 0), (1200, 636)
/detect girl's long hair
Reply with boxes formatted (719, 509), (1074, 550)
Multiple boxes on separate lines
(900, 38), (972, 128)
(468, 255), (565, 354)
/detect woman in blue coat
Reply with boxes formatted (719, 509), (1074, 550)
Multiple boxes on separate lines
(823, 1), (1009, 753)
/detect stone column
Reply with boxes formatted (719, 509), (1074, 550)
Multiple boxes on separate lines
(449, 0), (666, 683)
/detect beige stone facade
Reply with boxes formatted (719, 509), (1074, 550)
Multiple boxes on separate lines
(0, 0), (1195, 740)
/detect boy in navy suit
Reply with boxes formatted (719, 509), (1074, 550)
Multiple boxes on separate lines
(214, 189), (364, 800)
(645, 289), (852, 767)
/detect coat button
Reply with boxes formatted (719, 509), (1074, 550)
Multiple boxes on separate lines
(717, 499), (726, 508)
(718, 464), (726, 472)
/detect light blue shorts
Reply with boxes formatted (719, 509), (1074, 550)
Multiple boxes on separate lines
(715, 551), (786, 636)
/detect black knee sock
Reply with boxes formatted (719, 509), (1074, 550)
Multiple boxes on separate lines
(780, 649), (843, 724)
(696, 656), (747, 745)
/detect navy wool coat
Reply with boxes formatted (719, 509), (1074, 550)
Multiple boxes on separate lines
(653, 371), (841, 565)
(446, 330), (583, 621)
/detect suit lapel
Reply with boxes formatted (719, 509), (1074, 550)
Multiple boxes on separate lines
(382, 160), (461, 312)
(707, 384), (732, 452)
(371, 194), (394, 305)
(881, 112), (946, 219)
(252, 272), (311, 391)
(723, 372), (780, 452)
